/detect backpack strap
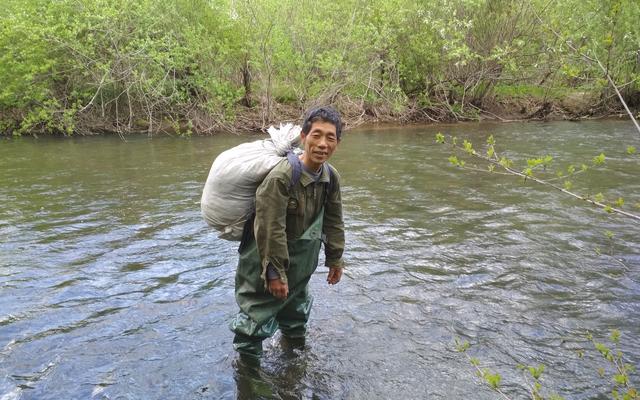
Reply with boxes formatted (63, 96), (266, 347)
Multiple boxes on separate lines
(323, 163), (335, 201)
(286, 151), (303, 190)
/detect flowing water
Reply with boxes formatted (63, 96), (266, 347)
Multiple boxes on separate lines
(1, 120), (639, 399)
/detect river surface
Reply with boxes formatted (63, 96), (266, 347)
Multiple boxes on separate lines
(1, 121), (639, 399)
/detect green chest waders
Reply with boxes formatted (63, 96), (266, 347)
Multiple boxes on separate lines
(230, 208), (324, 357)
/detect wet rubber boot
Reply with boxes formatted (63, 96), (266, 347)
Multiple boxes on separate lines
(230, 313), (279, 358)
(232, 333), (264, 360)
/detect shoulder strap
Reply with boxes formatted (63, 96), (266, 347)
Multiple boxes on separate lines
(286, 151), (302, 190)
(325, 164), (335, 196)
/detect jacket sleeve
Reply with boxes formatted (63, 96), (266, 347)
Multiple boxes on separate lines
(323, 168), (345, 268)
(254, 174), (290, 285)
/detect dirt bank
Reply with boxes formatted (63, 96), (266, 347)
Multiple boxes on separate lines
(2, 92), (637, 137)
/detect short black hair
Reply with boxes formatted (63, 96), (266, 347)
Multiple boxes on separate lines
(301, 106), (343, 140)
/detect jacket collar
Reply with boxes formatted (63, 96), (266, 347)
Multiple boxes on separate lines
(299, 163), (330, 186)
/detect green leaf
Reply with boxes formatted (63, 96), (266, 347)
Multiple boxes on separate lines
(593, 153), (606, 165)
(613, 374), (628, 385)
(487, 135), (495, 145)
(528, 364), (545, 379)
(564, 180), (573, 190)
(611, 329), (621, 344)
(624, 388), (637, 399)
(615, 197), (624, 207)
(594, 193), (605, 203)
(435, 132), (445, 144)
(487, 146), (494, 158)
(454, 338), (470, 352)
(482, 369), (501, 390)
(463, 140), (474, 154)
(595, 342), (611, 357)
(499, 157), (513, 169)
(627, 146), (636, 155)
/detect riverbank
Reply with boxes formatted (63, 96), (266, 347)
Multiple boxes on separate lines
(3, 91), (637, 137)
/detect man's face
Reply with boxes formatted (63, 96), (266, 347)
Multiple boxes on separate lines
(300, 120), (339, 171)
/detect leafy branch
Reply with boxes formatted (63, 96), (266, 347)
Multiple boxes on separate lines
(455, 331), (638, 399)
(588, 330), (639, 400)
(435, 133), (640, 223)
(454, 338), (565, 400)
(454, 339), (513, 400)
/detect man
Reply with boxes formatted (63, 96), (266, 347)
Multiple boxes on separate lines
(230, 106), (345, 359)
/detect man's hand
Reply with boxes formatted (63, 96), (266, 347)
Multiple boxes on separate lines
(268, 278), (289, 300)
(327, 267), (342, 285)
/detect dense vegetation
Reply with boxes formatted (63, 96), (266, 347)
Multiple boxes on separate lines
(1, 0), (639, 135)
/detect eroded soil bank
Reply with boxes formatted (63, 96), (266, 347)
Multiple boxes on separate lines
(3, 91), (639, 137)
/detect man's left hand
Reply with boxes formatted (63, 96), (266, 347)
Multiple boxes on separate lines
(327, 267), (342, 285)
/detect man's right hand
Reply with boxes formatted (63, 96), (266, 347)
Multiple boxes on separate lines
(268, 278), (289, 300)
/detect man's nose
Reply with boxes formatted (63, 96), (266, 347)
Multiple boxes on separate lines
(317, 137), (328, 148)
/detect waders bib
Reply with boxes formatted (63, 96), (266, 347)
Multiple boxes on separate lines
(230, 208), (325, 356)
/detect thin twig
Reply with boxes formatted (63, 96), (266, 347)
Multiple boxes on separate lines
(463, 353), (513, 400)
(448, 141), (640, 222)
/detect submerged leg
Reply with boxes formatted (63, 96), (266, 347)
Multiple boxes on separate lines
(276, 286), (313, 339)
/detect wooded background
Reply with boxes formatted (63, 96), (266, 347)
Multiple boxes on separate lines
(2, 0), (639, 135)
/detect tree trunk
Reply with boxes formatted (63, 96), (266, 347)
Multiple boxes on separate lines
(241, 57), (252, 107)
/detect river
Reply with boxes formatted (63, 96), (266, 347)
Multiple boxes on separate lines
(1, 120), (639, 399)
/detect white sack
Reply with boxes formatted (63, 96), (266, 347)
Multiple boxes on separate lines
(201, 123), (302, 241)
